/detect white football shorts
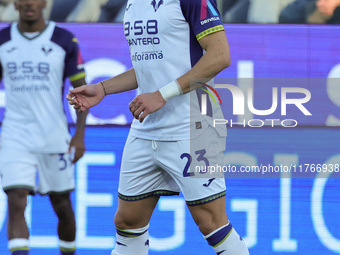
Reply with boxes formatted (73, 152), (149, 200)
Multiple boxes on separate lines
(118, 126), (227, 206)
(0, 148), (75, 195)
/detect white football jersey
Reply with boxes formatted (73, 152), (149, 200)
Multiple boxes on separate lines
(124, 0), (227, 140)
(0, 21), (85, 153)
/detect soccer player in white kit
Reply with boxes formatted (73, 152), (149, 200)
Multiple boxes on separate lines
(0, 0), (88, 255)
(68, 0), (249, 254)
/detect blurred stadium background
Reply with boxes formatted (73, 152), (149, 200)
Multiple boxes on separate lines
(0, 0), (340, 254)
(1, 0), (340, 23)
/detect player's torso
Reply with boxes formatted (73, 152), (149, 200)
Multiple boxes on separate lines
(124, 0), (193, 140)
(123, 0), (193, 93)
(0, 22), (66, 115)
(124, 0), (226, 141)
(0, 22), (71, 152)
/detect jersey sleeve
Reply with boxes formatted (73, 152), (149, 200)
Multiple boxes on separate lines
(51, 27), (86, 82)
(65, 36), (86, 82)
(0, 60), (3, 80)
(0, 26), (11, 81)
(180, 0), (225, 41)
(0, 62), (2, 81)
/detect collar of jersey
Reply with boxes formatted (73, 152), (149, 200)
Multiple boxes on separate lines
(16, 20), (50, 41)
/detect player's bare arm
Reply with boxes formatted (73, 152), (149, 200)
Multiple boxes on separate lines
(129, 30), (231, 123)
(67, 68), (138, 112)
(69, 77), (88, 163)
(178, 30), (231, 93)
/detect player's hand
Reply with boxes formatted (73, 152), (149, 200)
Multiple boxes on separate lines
(69, 134), (85, 164)
(67, 83), (105, 112)
(129, 91), (166, 123)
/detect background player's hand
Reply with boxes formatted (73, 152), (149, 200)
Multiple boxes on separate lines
(69, 133), (85, 164)
(67, 83), (105, 112)
(129, 91), (166, 123)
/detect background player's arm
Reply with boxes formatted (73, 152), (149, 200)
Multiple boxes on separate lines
(69, 77), (88, 163)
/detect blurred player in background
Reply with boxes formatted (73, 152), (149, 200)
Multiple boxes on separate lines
(0, 0), (88, 254)
(68, 0), (249, 254)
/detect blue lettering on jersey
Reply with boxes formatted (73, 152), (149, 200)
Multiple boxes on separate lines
(128, 37), (160, 46)
(125, 19), (161, 59)
(11, 84), (50, 92)
(6, 61), (50, 87)
(131, 51), (163, 62)
(126, 3), (132, 11)
(124, 20), (158, 37)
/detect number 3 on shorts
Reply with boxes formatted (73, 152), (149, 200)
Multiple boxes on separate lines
(59, 153), (72, 171)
